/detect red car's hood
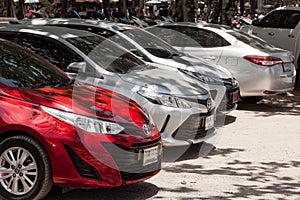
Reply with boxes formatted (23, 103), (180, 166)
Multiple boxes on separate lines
(18, 84), (148, 124)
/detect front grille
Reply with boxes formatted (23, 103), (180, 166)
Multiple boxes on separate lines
(102, 142), (161, 181)
(63, 143), (102, 181)
(172, 113), (213, 141)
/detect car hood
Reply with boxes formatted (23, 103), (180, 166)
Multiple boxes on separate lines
(119, 65), (208, 96)
(18, 84), (147, 124)
(173, 54), (233, 78)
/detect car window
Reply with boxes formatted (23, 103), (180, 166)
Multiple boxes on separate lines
(0, 40), (70, 88)
(51, 24), (117, 38)
(284, 11), (300, 29)
(48, 24), (152, 62)
(66, 35), (146, 74)
(147, 26), (197, 47)
(156, 26), (230, 48)
(0, 32), (83, 73)
(259, 10), (300, 29)
(228, 31), (275, 50)
(120, 28), (181, 58)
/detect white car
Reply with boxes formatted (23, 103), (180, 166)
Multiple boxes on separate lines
(147, 22), (296, 103)
(0, 25), (218, 147)
(17, 18), (239, 113)
(240, 6), (300, 87)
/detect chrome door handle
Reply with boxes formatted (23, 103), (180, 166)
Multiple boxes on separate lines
(203, 56), (216, 60)
(268, 32), (275, 36)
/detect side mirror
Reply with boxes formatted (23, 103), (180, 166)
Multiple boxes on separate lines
(67, 62), (86, 72)
(130, 49), (152, 63)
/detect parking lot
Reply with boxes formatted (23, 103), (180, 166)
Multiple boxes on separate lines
(44, 89), (300, 200)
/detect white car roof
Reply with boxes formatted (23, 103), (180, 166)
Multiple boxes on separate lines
(18, 18), (134, 32)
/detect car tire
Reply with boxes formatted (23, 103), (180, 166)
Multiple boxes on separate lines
(0, 135), (53, 200)
(241, 96), (263, 103)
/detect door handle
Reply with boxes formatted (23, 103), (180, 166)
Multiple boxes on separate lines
(288, 34), (295, 38)
(203, 56), (216, 60)
(268, 32), (275, 36)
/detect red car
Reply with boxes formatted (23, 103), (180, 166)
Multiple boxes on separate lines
(0, 39), (162, 199)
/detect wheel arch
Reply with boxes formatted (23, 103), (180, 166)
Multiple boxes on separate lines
(0, 125), (54, 170)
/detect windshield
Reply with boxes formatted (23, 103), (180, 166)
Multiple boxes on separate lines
(228, 30), (275, 50)
(0, 40), (70, 88)
(66, 35), (145, 74)
(120, 28), (181, 58)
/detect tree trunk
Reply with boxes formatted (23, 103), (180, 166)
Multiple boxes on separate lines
(61, 0), (68, 18)
(175, 0), (195, 22)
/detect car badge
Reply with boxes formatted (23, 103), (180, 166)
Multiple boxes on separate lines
(143, 125), (151, 136)
(207, 98), (212, 111)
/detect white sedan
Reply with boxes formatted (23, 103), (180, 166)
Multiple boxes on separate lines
(147, 23), (296, 102)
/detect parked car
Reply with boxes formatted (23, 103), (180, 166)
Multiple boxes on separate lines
(18, 18), (239, 113)
(0, 39), (162, 200)
(240, 6), (300, 87)
(0, 25), (217, 147)
(147, 22), (296, 102)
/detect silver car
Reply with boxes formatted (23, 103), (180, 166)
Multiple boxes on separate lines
(0, 25), (218, 146)
(17, 18), (239, 113)
(147, 22), (296, 103)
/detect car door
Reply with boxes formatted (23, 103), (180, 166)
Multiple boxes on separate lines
(251, 10), (300, 52)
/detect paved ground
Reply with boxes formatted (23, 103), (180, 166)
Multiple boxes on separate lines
(45, 90), (300, 200)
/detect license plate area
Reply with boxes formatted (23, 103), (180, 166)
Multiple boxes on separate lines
(282, 63), (292, 72)
(143, 145), (160, 166)
(205, 115), (214, 130)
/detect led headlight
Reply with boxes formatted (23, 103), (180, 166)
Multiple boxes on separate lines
(138, 85), (191, 109)
(179, 68), (224, 85)
(41, 106), (124, 134)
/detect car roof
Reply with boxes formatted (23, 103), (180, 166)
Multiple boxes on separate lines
(0, 24), (99, 39)
(18, 18), (134, 32)
(275, 6), (300, 11)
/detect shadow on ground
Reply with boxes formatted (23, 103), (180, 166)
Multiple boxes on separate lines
(162, 147), (300, 199)
(238, 90), (300, 117)
(45, 182), (159, 200)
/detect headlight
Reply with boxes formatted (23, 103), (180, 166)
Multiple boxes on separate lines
(41, 106), (124, 134)
(137, 85), (191, 109)
(178, 68), (223, 85)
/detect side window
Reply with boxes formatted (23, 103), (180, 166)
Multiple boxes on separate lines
(53, 24), (116, 38)
(259, 10), (285, 28)
(284, 11), (300, 29)
(167, 26), (230, 48)
(18, 34), (83, 72)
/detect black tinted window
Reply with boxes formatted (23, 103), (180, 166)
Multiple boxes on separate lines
(259, 10), (300, 29)
(67, 35), (145, 74)
(150, 26), (230, 47)
(17, 34), (83, 72)
(0, 40), (70, 88)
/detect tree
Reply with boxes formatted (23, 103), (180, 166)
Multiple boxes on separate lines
(175, 0), (195, 22)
